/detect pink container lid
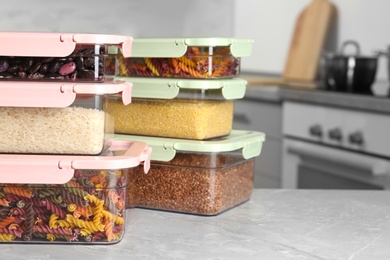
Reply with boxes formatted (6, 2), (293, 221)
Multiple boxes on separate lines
(0, 140), (152, 184)
(0, 32), (133, 57)
(0, 79), (132, 107)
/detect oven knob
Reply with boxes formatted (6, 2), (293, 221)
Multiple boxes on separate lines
(309, 124), (322, 137)
(328, 128), (342, 141)
(349, 131), (364, 145)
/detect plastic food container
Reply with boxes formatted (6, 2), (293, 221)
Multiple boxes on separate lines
(104, 77), (247, 140)
(0, 32), (132, 82)
(0, 140), (151, 244)
(110, 38), (253, 79)
(0, 80), (132, 155)
(115, 130), (265, 215)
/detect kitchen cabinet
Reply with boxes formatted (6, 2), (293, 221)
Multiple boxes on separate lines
(233, 86), (283, 188)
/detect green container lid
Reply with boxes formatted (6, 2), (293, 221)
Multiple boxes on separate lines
(114, 130), (265, 162)
(115, 77), (247, 100)
(129, 38), (254, 57)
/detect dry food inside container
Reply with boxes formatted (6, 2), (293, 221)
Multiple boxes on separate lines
(0, 80), (132, 155)
(115, 130), (265, 215)
(108, 38), (253, 79)
(105, 98), (234, 140)
(0, 140), (151, 244)
(0, 32), (132, 82)
(104, 77), (247, 140)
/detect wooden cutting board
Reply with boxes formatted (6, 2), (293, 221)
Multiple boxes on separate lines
(245, 0), (334, 88)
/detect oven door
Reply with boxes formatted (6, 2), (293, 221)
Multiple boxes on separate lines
(282, 139), (390, 189)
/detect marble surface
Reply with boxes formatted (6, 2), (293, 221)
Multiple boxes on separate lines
(2, 189), (390, 259)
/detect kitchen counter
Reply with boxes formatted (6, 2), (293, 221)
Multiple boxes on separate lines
(281, 87), (390, 114)
(241, 73), (390, 114)
(2, 189), (390, 260)
(244, 85), (390, 114)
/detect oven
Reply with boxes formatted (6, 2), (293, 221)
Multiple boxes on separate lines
(282, 101), (390, 189)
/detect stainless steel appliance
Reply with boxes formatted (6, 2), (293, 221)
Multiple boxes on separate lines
(282, 101), (390, 189)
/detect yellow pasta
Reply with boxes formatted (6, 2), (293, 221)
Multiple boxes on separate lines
(145, 58), (160, 76)
(49, 214), (59, 229)
(47, 234), (56, 242)
(57, 219), (75, 229)
(0, 234), (16, 242)
(177, 57), (196, 68)
(66, 214), (104, 232)
(84, 194), (104, 226)
(67, 204), (77, 212)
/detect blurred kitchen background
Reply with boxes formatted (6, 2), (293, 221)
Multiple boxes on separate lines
(2, 0), (390, 190)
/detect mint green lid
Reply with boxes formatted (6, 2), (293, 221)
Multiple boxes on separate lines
(130, 38), (254, 57)
(114, 130), (265, 162)
(115, 77), (247, 100)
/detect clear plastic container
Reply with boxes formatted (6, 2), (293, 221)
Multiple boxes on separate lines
(0, 32), (132, 82)
(110, 38), (253, 79)
(104, 77), (247, 140)
(0, 80), (132, 155)
(115, 130), (265, 215)
(0, 140), (151, 244)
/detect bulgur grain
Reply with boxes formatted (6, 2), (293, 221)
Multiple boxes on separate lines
(105, 98), (234, 140)
(127, 152), (254, 215)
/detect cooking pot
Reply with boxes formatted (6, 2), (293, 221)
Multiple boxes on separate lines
(322, 40), (378, 94)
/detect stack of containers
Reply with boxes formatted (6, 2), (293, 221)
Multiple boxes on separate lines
(0, 32), (152, 244)
(105, 38), (266, 215)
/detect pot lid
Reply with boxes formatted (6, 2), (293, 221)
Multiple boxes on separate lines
(334, 40), (376, 59)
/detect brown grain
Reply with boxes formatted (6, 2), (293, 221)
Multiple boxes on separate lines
(127, 153), (254, 215)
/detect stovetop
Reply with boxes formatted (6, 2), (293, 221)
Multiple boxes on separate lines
(283, 101), (390, 158)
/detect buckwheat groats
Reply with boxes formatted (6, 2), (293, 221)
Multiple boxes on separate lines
(127, 154), (255, 215)
(115, 130), (266, 215)
(105, 98), (234, 140)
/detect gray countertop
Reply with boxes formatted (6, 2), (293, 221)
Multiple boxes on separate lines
(241, 71), (390, 114)
(281, 87), (390, 114)
(244, 85), (390, 114)
(245, 86), (390, 114)
(2, 189), (390, 260)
